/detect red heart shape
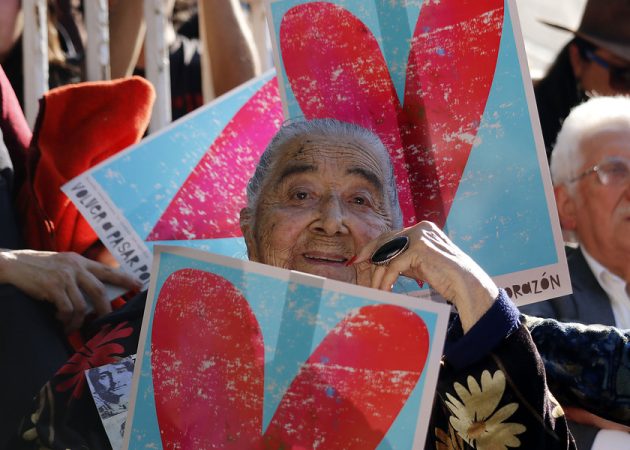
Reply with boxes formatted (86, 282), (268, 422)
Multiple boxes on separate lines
(151, 270), (430, 449)
(262, 304), (429, 449)
(147, 78), (283, 241)
(151, 269), (264, 449)
(402, 0), (504, 225)
(280, 1), (503, 227)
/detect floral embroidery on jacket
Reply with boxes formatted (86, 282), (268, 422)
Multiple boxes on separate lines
(436, 423), (465, 450)
(445, 370), (526, 450)
(20, 383), (55, 449)
(54, 322), (133, 399)
(547, 390), (565, 419)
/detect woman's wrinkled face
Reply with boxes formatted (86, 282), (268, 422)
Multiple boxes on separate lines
(242, 134), (395, 285)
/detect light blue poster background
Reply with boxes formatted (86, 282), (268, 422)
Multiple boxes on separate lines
(129, 250), (442, 450)
(269, 0), (557, 275)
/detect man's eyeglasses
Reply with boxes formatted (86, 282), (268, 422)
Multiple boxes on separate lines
(569, 156), (630, 186)
(583, 49), (630, 91)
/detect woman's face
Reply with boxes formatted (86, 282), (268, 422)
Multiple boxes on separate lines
(242, 134), (396, 286)
(572, 45), (630, 96)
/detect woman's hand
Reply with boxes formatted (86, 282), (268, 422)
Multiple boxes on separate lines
(0, 249), (142, 332)
(353, 221), (499, 333)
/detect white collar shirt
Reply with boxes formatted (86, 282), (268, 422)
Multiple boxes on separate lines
(581, 247), (630, 330)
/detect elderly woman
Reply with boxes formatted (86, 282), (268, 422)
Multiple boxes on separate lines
(239, 118), (573, 449)
(14, 118), (629, 449)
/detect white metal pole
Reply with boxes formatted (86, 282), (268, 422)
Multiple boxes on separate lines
(250, 0), (271, 71)
(84, 0), (111, 81)
(22, 0), (49, 128)
(144, 0), (172, 133)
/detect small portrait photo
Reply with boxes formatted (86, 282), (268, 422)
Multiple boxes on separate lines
(85, 356), (135, 421)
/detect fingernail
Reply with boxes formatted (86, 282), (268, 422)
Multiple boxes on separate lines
(417, 280), (424, 288)
(345, 255), (357, 266)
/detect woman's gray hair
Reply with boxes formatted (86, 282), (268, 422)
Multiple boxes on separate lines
(551, 96), (630, 191)
(246, 118), (403, 228)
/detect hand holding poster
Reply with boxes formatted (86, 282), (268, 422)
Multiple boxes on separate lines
(123, 246), (450, 449)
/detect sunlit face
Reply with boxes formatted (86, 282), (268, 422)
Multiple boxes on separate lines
(573, 46), (630, 96)
(568, 129), (630, 277)
(242, 133), (396, 285)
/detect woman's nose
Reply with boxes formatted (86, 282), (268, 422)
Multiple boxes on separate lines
(312, 195), (348, 235)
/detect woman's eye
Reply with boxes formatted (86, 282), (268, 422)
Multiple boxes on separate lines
(294, 191), (308, 201)
(352, 196), (368, 205)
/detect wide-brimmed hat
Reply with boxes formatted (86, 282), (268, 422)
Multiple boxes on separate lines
(542, 0), (630, 61)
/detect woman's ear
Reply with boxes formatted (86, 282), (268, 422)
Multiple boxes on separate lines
(554, 184), (578, 231)
(239, 207), (258, 261)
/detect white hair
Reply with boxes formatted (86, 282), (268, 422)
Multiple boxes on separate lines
(550, 96), (630, 190)
(246, 118), (404, 228)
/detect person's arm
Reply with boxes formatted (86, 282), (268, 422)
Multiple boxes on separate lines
(198, 0), (260, 99)
(0, 0), (21, 63)
(418, 292), (574, 448)
(108, 0), (145, 78)
(0, 249), (141, 332)
(524, 314), (630, 425)
(352, 222), (575, 448)
(353, 220), (498, 333)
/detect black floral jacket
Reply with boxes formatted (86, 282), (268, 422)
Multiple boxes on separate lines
(10, 291), (600, 450)
(425, 292), (574, 450)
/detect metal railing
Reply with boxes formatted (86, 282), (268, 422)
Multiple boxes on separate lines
(21, 0), (270, 133)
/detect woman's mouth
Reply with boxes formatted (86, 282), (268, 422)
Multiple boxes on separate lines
(302, 252), (349, 265)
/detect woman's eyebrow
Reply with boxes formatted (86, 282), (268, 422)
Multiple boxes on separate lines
(346, 167), (384, 192)
(277, 164), (316, 184)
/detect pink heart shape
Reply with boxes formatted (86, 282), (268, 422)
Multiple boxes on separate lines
(147, 78), (284, 241)
(262, 304), (429, 449)
(280, 1), (504, 227)
(402, 0), (505, 225)
(151, 269), (264, 448)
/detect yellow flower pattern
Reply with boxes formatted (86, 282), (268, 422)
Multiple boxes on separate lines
(445, 370), (526, 450)
(547, 390), (565, 419)
(436, 423), (466, 450)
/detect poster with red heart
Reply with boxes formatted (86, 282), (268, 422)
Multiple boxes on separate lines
(266, 0), (570, 305)
(123, 245), (450, 449)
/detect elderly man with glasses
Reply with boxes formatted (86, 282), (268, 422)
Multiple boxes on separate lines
(521, 95), (630, 449)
